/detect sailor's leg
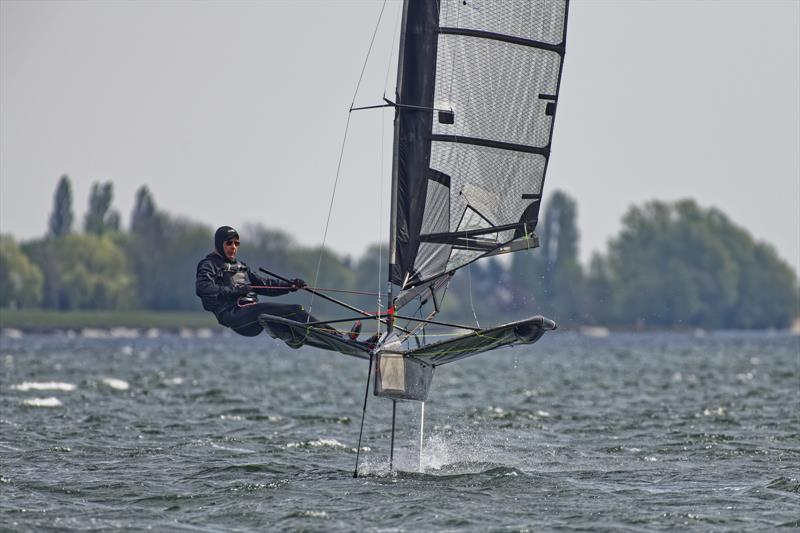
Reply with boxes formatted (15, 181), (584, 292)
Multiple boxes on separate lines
(280, 306), (340, 336)
(251, 301), (342, 336)
(230, 302), (325, 347)
(220, 305), (267, 337)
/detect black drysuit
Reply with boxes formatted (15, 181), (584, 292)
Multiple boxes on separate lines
(195, 252), (322, 345)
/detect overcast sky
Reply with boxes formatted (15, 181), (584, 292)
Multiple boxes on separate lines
(2, 0), (798, 274)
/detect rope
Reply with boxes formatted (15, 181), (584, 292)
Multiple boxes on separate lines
(382, 1), (403, 98)
(376, 0), (395, 334)
(308, 0), (389, 319)
(467, 257), (481, 329)
(249, 285), (379, 296)
(463, 227), (480, 329)
(376, 96), (385, 334)
(307, 110), (350, 320)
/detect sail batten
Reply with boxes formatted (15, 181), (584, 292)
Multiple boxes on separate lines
(430, 134), (551, 155)
(390, 0), (569, 295)
(438, 27), (565, 54)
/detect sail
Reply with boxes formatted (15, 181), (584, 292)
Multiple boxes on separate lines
(389, 0), (569, 292)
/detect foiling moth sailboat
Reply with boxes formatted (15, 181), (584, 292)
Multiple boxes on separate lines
(259, 0), (569, 472)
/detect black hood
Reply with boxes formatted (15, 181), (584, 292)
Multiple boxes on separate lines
(214, 226), (239, 260)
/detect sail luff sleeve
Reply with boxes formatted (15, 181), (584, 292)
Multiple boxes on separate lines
(388, 0), (408, 276)
(390, 0), (440, 289)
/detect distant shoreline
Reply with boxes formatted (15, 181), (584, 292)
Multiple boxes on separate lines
(0, 309), (218, 333)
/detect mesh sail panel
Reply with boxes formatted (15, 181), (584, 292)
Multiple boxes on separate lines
(428, 142), (547, 275)
(414, 172), (452, 281)
(433, 36), (561, 146)
(391, 0), (568, 290)
(431, 142), (547, 231)
(440, 0), (567, 45)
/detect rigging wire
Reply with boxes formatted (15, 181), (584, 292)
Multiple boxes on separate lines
(382, 1), (403, 98)
(375, 1), (400, 339)
(466, 244), (481, 329)
(375, 104), (386, 334)
(249, 285), (379, 296)
(307, 0), (389, 319)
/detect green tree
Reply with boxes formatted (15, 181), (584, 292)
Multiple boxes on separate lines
(147, 218), (212, 310)
(131, 186), (157, 234)
(48, 175), (74, 238)
(0, 235), (44, 308)
(584, 253), (617, 325)
(708, 210), (799, 328)
(602, 199), (798, 329)
(84, 182), (121, 235)
(126, 215), (211, 310)
(23, 234), (135, 310)
(125, 186), (204, 309)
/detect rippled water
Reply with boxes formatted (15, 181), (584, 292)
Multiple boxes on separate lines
(1, 331), (798, 531)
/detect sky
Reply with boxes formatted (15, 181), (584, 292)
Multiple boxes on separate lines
(2, 0), (798, 274)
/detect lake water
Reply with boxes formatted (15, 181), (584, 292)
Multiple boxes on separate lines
(1, 330), (798, 531)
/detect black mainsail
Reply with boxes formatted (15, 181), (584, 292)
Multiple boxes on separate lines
(390, 0), (570, 294)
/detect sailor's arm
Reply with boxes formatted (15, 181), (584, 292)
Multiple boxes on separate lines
(248, 271), (298, 297)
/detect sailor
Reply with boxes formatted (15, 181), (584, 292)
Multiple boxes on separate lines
(195, 226), (361, 346)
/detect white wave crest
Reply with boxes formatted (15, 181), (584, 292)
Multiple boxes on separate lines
(209, 442), (255, 454)
(286, 438), (346, 449)
(23, 397), (62, 407)
(101, 378), (130, 390)
(11, 382), (76, 392)
(1, 328), (23, 338)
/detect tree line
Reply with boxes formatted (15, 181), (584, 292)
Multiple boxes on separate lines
(0, 175), (797, 330)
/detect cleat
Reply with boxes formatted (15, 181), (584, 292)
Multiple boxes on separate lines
(349, 320), (362, 341)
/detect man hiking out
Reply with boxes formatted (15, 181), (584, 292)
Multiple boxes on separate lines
(195, 226), (361, 347)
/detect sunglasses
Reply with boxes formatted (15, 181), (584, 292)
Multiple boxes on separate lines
(225, 240), (240, 247)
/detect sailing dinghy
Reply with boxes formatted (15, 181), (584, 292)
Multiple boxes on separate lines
(259, 0), (569, 472)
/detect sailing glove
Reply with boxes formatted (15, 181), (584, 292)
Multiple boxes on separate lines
(290, 278), (307, 291)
